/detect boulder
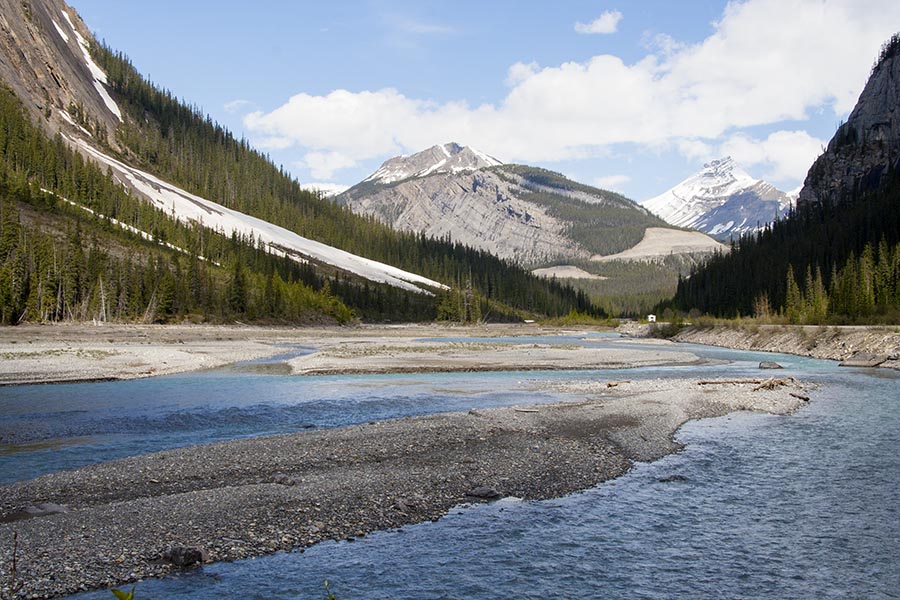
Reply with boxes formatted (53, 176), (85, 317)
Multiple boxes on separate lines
(839, 353), (888, 368)
(162, 546), (207, 568)
(759, 361), (784, 369)
(466, 486), (500, 499)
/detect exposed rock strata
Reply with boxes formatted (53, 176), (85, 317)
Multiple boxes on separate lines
(798, 39), (900, 208)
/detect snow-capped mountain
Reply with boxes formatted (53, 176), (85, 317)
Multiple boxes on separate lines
(642, 157), (793, 240)
(364, 143), (502, 185)
(337, 145), (727, 267)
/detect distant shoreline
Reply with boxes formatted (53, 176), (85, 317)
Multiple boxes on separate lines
(2, 321), (898, 387)
(0, 322), (699, 386)
(621, 323), (900, 370)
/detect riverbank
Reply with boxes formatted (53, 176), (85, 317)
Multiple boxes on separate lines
(0, 323), (697, 385)
(0, 376), (812, 599)
(618, 323), (900, 369)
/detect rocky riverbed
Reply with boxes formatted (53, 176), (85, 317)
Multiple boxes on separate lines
(0, 323), (704, 385)
(0, 376), (813, 599)
(668, 324), (900, 369)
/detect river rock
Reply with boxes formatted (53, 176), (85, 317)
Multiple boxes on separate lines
(162, 546), (207, 567)
(658, 474), (688, 483)
(466, 486), (500, 499)
(839, 353), (889, 368)
(759, 361), (784, 369)
(272, 473), (298, 486)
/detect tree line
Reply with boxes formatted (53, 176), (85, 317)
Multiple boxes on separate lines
(1, 41), (601, 324)
(86, 42), (601, 321)
(672, 158), (900, 323)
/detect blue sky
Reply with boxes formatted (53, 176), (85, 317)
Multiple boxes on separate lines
(69, 1), (899, 200)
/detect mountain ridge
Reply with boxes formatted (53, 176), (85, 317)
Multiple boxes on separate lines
(798, 35), (900, 208)
(364, 143), (502, 185)
(642, 157), (793, 240)
(337, 145), (725, 267)
(0, 0), (600, 323)
(672, 33), (900, 321)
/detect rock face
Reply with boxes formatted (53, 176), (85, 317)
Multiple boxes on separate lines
(0, 0), (122, 147)
(642, 157), (794, 241)
(343, 165), (587, 265)
(364, 143), (501, 185)
(798, 36), (900, 208)
(337, 144), (701, 266)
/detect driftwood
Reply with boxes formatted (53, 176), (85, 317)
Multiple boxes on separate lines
(753, 377), (796, 391)
(606, 380), (632, 388)
(696, 378), (796, 391)
(789, 392), (811, 402)
(697, 379), (763, 386)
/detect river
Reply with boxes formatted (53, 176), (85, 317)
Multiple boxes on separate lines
(2, 334), (897, 599)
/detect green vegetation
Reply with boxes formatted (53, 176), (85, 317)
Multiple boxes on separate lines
(85, 43), (600, 323)
(672, 153), (900, 324)
(0, 84), (363, 325)
(492, 165), (668, 256)
(533, 256), (703, 318)
(0, 34), (606, 325)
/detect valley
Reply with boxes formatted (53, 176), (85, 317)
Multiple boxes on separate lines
(1, 1), (899, 599)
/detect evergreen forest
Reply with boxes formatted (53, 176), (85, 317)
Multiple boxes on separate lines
(672, 166), (900, 324)
(0, 45), (601, 326)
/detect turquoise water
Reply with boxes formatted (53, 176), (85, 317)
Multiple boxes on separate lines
(3, 334), (897, 598)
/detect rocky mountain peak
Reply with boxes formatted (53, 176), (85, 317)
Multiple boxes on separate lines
(642, 157), (791, 240)
(364, 142), (502, 185)
(696, 157), (757, 191)
(798, 34), (900, 208)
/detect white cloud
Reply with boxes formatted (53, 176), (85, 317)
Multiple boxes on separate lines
(506, 61), (539, 86)
(593, 174), (631, 191)
(244, 0), (900, 180)
(720, 130), (825, 184)
(575, 10), (623, 35)
(298, 151), (357, 180)
(224, 99), (254, 113)
(299, 182), (350, 197)
(677, 139), (714, 162)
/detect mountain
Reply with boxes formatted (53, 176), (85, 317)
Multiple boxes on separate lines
(672, 34), (900, 321)
(0, 0), (599, 324)
(364, 142), (501, 185)
(798, 37), (900, 209)
(642, 157), (793, 240)
(337, 144), (724, 266)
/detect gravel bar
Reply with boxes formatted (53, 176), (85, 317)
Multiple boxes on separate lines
(0, 377), (813, 598)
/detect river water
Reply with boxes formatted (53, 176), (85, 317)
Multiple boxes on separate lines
(1, 334), (898, 599)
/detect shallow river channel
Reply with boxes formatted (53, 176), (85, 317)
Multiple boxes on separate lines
(2, 334), (898, 599)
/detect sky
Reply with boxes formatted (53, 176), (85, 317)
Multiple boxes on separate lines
(69, 0), (900, 201)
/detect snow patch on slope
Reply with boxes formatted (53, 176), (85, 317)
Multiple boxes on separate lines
(51, 19), (69, 43)
(57, 108), (92, 137)
(300, 182), (350, 197)
(41, 188), (220, 265)
(70, 138), (446, 294)
(61, 10), (122, 122)
(364, 143), (502, 185)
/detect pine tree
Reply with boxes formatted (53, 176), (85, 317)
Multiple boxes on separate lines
(784, 265), (803, 323)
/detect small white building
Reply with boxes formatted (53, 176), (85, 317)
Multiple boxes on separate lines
(647, 314), (657, 323)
